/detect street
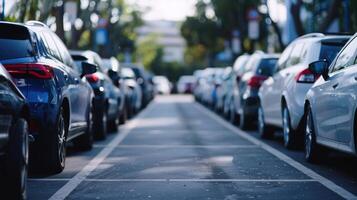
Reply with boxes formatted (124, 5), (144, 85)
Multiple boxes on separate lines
(28, 95), (357, 200)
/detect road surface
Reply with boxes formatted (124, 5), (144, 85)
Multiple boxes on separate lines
(28, 95), (357, 200)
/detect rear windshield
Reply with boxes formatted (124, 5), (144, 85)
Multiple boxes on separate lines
(0, 27), (33, 60)
(319, 42), (346, 65)
(255, 58), (278, 76)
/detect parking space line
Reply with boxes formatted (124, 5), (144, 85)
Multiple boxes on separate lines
(29, 178), (316, 182)
(29, 178), (71, 181)
(83, 178), (316, 182)
(93, 144), (258, 148)
(195, 103), (357, 200)
(48, 103), (156, 200)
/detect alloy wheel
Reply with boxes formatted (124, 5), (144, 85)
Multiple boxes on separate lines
(305, 110), (313, 159)
(58, 115), (66, 168)
(283, 108), (290, 147)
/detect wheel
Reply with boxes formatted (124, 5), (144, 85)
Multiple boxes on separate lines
(229, 101), (238, 124)
(305, 106), (321, 162)
(73, 106), (93, 151)
(282, 106), (297, 149)
(108, 111), (119, 133)
(5, 118), (28, 200)
(119, 105), (128, 125)
(239, 110), (250, 130)
(258, 106), (274, 139)
(94, 108), (107, 140)
(41, 107), (67, 174)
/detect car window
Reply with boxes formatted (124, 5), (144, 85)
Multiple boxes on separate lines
(319, 42), (346, 66)
(255, 58), (278, 76)
(41, 31), (62, 62)
(286, 42), (304, 66)
(50, 32), (74, 68)
(277, 43), (294, 71)
(0, 29), (33, 60)
(330, 37), (357, 72)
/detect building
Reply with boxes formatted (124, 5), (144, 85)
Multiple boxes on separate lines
(136, 20), (186, 63)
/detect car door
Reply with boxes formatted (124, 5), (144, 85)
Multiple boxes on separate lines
(313, 36), (357, 142)
(264, 43), (295, 125)
(51, 33), (89, 131)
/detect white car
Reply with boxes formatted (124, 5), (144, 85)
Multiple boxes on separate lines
(304, 33), (357, 162)
(153, 76), (171, 95)
(258, 33), (350, 149)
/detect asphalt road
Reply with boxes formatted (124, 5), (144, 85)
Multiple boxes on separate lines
(28, 95), (357, 200)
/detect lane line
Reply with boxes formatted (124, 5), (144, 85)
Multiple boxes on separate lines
(29, 178), (316, 183)
(93, 144), (258, 148)
(84, 178), (316, 183)
(195, 103), (357, 200)
(48, 103), (156, 200)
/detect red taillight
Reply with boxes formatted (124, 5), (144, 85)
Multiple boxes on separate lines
(85, 74), (100, 83)
(295, 69), (319, 83)
(248, 75), (267, 88)
(3, 63), (54, 79)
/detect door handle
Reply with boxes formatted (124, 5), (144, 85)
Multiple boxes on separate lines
(332, 83), (339, 89)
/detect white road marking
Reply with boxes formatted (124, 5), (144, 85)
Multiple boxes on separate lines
(93, 144), (257, 148)
(84, 178), (316, 182)
(195, 103), (357, 200)
(29, 178), (316, 183)
(48, 103), (156, 200)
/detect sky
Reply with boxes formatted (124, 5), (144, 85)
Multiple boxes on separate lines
(127, 0), (197, 21)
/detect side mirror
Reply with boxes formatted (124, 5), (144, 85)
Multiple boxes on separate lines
(308, 60), (329, 80)
(81, 62), (97, 77)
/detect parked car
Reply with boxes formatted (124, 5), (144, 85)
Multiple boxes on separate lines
(304, 33), (357, 162)
(123, 64), (154, 108)
(230, 52), (279, 129)
(102, 57), (128, 123)
(214, 66), (233, 113)
(224, 55), (250, 120)
(121, 67), (143, 114)
(177, 75), (196, 94)
(1, 21), (96, 174)
(70, 50), (122, 139)
(153, 76), (171, 95)
(258, 33), (350, 149)
(0, 63), (29, 199)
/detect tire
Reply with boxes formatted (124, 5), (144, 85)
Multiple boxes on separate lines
(5, 118), (28, 200)
(258, 106), (275, 139)
(305, 106), (321, 162)
(73, 106), (93, 151)
(119, 105), (127, 125)
(95, 108), (107, 140)
(229, 101), (238, 125)
(239, 110), (250, 130)
(43, 107), (67, 174)
(282, 106), (297, 149)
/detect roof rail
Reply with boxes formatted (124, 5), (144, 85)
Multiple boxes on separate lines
(298, 33), (325, 39)
(25, 21), (48, 28)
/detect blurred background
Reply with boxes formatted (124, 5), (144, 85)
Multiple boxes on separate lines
(1, 0), (356, 82)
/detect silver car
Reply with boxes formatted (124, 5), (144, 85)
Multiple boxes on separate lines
(304, 33), (357, 162)
(258, 33), (350, 149)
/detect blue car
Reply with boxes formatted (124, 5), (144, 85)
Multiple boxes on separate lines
(0, 21), (97, 174)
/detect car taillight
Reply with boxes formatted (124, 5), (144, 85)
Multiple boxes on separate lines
(248, 75), (267, 88)
(295, 69), (319, 83)
(85, 74), (100, 83)
(3, 63), (54, 79)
